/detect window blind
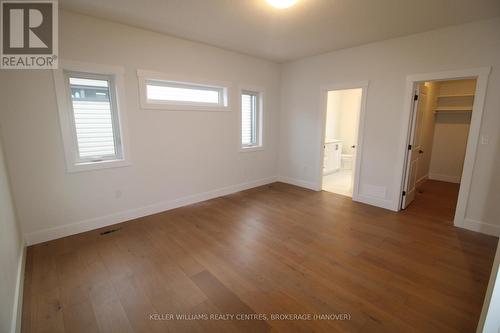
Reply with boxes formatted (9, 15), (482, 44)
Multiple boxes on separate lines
(241, 92), (258, 146)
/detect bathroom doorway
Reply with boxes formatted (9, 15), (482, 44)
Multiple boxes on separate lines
(320, 86), (365, 197)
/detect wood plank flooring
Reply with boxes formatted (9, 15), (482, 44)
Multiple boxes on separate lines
(405, 180), (461, 223)
(21, 182), (498, 333)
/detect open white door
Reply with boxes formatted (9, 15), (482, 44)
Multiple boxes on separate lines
(401, 85), (425, 209)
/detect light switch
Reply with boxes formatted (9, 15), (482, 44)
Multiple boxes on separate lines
(480, 135), (489, 145)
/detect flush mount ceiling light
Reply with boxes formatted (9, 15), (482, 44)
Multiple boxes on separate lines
(266, 0), (298, 9)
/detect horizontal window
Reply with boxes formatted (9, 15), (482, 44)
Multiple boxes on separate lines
(146, 80), (223, 104)
(138, 70), (229, 111)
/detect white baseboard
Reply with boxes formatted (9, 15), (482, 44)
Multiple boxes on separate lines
(276, 176), (397, 212)
(428, 173), (461, 184)
(27, 175), (494, 245)
(25, 176), (278, 245)
(463, 218), (500, 237)
(277, 176), (319, 191)
(356, 194), (396, 211)
(11, 242), (26, 333)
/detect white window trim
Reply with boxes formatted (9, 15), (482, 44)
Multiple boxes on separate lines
(53, 60), (131, 173)
(239, 85), (264, 152)
(137, 69), (231, 111)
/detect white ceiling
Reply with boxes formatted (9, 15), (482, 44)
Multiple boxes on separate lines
(60, 0), (500, 62)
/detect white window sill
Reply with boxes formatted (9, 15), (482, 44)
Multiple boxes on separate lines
(239, 146), (264, 153)
(67, 158), (131, 173)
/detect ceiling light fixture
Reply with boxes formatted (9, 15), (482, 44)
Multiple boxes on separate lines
(266, 0), (298, 9)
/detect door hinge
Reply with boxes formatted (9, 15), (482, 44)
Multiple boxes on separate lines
(414, 94), (419, 101)
(408, 144), (412, 150)
(402, 191), (406, 196)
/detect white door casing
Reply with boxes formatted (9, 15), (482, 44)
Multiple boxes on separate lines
(396, 67), (490, 230)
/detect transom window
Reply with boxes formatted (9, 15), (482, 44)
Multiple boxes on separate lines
(146, 80), (223, 105)
(138, 70), (229, 111)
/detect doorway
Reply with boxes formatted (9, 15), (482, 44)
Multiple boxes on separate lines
(400, 75), (483, 223)
(321, 87), (363, 197)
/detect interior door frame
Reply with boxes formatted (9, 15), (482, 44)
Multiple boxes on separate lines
(317, 80), (369, 201)
(396, 67), (491, 229)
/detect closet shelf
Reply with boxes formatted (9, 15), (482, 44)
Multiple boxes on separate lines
(433, 106), (472, 114)
(437, 93), (474, 98)
(434, 106), (472, 111)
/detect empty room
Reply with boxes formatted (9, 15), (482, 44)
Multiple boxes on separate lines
(1, 1), (500, 332)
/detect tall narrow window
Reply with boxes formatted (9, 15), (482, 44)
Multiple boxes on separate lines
(241, 90), (262, 150)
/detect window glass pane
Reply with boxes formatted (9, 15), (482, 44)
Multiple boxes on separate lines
(69, 77), (116, 160)
(146, 80), (221, 104)
(241, 93), (257, 146)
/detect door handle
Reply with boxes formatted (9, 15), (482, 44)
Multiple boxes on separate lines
(419, 150), (424, 154)
(351, 145), (356, 148)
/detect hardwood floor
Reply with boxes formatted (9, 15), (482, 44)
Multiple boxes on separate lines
(21, 182), (498, 333)
(405, 180), (461, 223)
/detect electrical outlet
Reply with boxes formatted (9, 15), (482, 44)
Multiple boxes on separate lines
(480, 135), (489, 145)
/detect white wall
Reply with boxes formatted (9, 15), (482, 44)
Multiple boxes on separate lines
(429, 114), (471, 183)
(325, 89), (361, 155)
(1, 12), (499, 244)
(325, 92), (341, 143)
(429, 80), (475, 183)
(0, 134), (23, 333)
(478, 244), (500, 333)
(0, 10), (281, 244)
(279, 17), (500, 233)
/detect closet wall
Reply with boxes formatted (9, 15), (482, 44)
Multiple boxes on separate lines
(428, 79), (476, 183)
(416, 82), (439, 184)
